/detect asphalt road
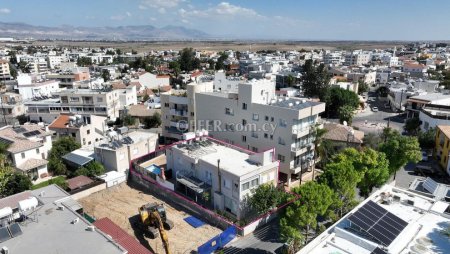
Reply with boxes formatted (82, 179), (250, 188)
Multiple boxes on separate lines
(222, 219), (284, 254)
(352, 91), (405, 134)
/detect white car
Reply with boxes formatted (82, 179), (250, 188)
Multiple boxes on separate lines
(372, 107), (379, 112)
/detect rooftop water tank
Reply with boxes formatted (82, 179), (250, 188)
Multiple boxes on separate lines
(0, 207), (12, 218)
(18, 197), (38, 212)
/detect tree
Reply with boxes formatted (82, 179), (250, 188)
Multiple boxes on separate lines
(77, 57), (92, 67)
(363, 132), (382, 150)
(18, 60), (31, 73)
(286, 75), (295, 87)
(48, 136), (81, 175)
(76, 161), (105, 177)
(16, 114), (28, 125)
(311, 124), (327, 180)
(336, 148), (390, 197)
(301, 59), (331, 101)
(326, 86), (359, 118)
(143, 112), (161, 129)
(280, 182), (333, 250)
(9, 64), (17, 79)
(248, 184), (287, 214)
(338, 105), (356, 125)
(358, 80), (369, 95)
(418, 128), (436, 149)
(215, 52), (228, 71)
(101, 69), (111, 82)
(319, 158), (362, 217)
(123, 114), (136, 126)
(379, 129), (421, 175)
(3, 173), (32, 196)
(142, 94), (150, 102)
(169, 61), (181, 77)
(404, 117), (421, 135)
(178, 48), (197, 72)
(7, 51), (17, 64)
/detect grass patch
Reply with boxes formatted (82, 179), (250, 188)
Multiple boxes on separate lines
(31, 176), (67, 190)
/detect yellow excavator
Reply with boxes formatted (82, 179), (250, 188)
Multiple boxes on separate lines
(138, 203), (174, 254)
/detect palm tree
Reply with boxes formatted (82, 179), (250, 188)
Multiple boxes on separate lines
(311, 124), (327, 180)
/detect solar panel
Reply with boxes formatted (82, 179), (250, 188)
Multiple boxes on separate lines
(0, 137), (13, 146)
(23, 130), (41, 137)
(8, 223), (22, 237)
(0, 227), (11, 243)
(371, 247), (388, 254)
(13, 127), (27, 134)
(348, 200), (407, 246)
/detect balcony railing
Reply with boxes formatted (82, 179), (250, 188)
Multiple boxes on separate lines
(170, 108), (188, 116)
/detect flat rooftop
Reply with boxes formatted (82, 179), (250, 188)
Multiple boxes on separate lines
(269, 97), (323, 110)
(0, 184), (126, 254)
(174, 139), (274, 177)
(300, 184), (450, 254)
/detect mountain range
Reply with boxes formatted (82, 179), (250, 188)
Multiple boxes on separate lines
(0, 22), (211, 40)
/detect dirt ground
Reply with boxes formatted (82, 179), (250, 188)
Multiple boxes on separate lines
(4, 40), (406, 52)
(79, 183), (222, 254)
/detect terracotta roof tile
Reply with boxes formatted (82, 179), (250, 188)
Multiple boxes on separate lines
(94, 217), (153, 254)
(67, 175), (93, 190)
(438, 125), (450, 138)
(16, 158), (48, 172)
(323, 123), (364, 144)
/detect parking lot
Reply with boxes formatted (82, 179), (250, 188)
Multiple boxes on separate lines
(79, 183), (222, 254)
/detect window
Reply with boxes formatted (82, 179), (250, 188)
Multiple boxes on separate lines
(164, 103), (169, 108)
(278, 137), (286, 145)
(270, 134), (273, 140)
(242, 135), (247, 142)
(251, 131), (258, 138)
(265, 116), (269, 121)
(264, 133), (268, 139)
(225, 124), (234, 131)
(271, 117), (274, 122)
(253, 113), (259, 121)
(87, 129), (90, 135)
(252, 146), (258, 152)
(225, 108), (234, 115)
(223, 179), (231, 189)
(278, 154), (285, 163)
(242, 182), (250, 191)
(279, 119), (287, 127)
(36, 148), (39, 154)
(21, 153), (25, 159)
(251, 178), (259, 187)
(70, 97), (79, 102)
(71, 133), (76, 137)
(242, 103), (247, 110)
(191, 112), (194, 117)
(242, 119), (247, 125)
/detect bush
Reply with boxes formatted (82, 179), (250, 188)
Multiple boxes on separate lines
(31, 176), (67, 190)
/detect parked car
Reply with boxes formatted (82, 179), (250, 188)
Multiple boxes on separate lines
(414, 164), (436, 176)
(372, 107), (379, 112)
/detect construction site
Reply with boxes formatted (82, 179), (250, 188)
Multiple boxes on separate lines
(79, 182), (223, 254)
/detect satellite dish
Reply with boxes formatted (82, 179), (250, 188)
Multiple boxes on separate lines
(343, 121), (348, 126)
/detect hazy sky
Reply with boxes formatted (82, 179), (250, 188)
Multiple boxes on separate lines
(0, 0), (449, 40)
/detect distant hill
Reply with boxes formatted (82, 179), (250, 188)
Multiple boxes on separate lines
(0, 22), (211, 40)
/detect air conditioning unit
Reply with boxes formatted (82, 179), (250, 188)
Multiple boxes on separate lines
(1, 246), (8, 254)
(86, 226), (96, 232)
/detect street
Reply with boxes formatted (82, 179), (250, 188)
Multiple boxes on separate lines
(352, 91), (405, 134)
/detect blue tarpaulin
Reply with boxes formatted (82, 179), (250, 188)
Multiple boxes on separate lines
(184, 216), (205, 228)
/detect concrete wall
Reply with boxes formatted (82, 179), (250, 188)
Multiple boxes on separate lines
(71, 182), (107, 200)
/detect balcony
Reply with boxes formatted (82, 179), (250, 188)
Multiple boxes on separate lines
(291, 143), (314, 156)
(292, 128), (310, 138)
(170, 108), (188, 117)
(170, 121), (189, 129)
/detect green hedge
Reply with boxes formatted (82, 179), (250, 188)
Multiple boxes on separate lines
(31, 176), (67, 190)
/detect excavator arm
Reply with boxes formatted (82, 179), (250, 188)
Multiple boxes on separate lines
(150, 210), (171, 254)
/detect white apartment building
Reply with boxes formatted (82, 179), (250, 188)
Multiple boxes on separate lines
(47, 55), (68, 69)
(324, 52), (344, 65)
(195, 79), (325, 186)
(49, 114), (107, 147)
(25, 88), (128, 123)
(0, 124), (53, 181)
(344, 51), (372, 66)
(131, 72), (170, 89)
(0, 93), (26, 124)
(95, 130), (159, 173)
(166, 136), (278, 219)
(161, 81), (214, 141)
(382, 55), (399, 67)
(17, 80), (61, 100)
(0, 59), (10, 79)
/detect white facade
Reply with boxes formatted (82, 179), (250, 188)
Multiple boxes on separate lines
(166, 137), (278, 219)
(131, 72), (170, 89)
(195, 79), (326, 186)
(17, 80), (61, 100)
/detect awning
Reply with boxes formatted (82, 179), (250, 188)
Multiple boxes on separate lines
(177, 178), (204, 194)
(62, 153), (93, 167)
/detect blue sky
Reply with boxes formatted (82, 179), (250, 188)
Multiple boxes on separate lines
(0, 0), (449, 40)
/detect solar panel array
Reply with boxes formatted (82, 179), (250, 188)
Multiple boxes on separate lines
(13, 127), (27, 134)
(9, 223), (22, 237)
(0, 227), (10, 243)
(348, 200), (408, 246)
(371, 247), (388, 254)
(0, 137), (13, 146)
(23, 130), (41, 137)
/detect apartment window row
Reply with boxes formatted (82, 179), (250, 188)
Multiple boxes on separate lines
(264, 115), (275, 122)
(278, 154), (285, 163)
(241, 178), (259, 191)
